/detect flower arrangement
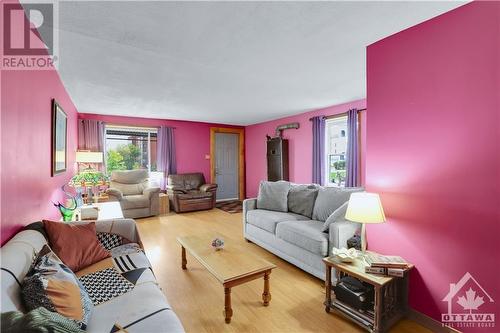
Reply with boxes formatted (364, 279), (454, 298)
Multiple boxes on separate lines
(211, 238), (225, 251)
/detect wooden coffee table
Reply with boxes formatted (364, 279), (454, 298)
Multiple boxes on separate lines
(177, 235), (276, 323)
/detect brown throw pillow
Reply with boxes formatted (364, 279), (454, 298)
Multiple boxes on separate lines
(43, 220), (110, 272)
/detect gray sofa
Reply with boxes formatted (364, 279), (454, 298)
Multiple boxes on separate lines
(243, 181), (362, 280)
(106, 169), (160, 219)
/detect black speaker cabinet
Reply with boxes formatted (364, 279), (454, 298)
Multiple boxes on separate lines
(267, 137), (289, 181)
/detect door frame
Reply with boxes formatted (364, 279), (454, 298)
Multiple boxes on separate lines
(210, 127), (245, 200)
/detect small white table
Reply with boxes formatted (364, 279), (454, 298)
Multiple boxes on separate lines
(75, 202), (124, 220)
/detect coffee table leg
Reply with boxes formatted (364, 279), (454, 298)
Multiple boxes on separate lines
(224, 287), (233, 323)
(262, 271), (271, 306)
(181, 246), (187, 270)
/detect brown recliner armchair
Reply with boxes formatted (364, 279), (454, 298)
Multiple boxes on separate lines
(166, 173), (218, 213)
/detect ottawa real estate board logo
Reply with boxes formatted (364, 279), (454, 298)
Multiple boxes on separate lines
(442, 272), (495, 329)
(2, 1), (58, 70)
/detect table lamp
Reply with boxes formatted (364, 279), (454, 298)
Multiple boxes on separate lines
(345, 192), (386, 254)
(76, 151), (103, 172)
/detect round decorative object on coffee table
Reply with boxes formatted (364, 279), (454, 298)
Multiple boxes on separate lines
(211, 238), (225, 251)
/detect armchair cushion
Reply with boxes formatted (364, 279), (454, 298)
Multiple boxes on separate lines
(176, 191), (212, 200)
(111, 183), (146, 196)
(106, 188), (123, 200)
(200, 183), (217, 192)
(120, 195), (151, 210)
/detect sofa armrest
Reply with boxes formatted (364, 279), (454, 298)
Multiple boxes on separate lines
(165, 185), (186, 194)
(242, 198), (257, 233)
(143, 186), (161, 199)
(199, 183), (218, 192)
(329, 220), (361, 250)
(106, 188), (123, 200)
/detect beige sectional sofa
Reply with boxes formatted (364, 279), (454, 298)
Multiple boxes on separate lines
(0, 219), (184, 332)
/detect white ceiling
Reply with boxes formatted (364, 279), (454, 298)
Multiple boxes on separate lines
(49, 1), (466, 125)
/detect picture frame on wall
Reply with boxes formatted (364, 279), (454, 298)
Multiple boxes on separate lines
(51, 99), (67, 176)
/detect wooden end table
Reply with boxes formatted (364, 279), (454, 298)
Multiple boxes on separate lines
(177, 235), (276, 323)
(324, 254), (414, 333)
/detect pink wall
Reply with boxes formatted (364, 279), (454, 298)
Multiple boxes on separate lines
(366, 2), (499, 328)
(1, 69), (79, 245)
(79, 113), (243, 183)
(245, 99), (366, 198)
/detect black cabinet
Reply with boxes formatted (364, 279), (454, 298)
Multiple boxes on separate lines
(267, 137), (289, 181)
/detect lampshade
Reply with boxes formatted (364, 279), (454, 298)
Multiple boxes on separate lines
(76, 151), (103, 163)
(345, 192), (386, 224)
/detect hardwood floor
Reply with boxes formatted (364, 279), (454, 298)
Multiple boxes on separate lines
(137, 209), (431, 333)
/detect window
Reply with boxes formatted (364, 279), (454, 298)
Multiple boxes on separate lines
(105, 126), (157, 174)
(325, 116), (348, 187)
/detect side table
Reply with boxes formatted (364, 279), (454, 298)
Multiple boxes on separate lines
(323, 255), (414, 333)
(159, 193), (169, 214)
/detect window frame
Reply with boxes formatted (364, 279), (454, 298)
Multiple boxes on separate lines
(324, 114), (349, 187)
(104, 125), (158, 174)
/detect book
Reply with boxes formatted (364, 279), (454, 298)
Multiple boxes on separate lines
(387, 267), (407, 277)
(364, 253), (409, 269)
(364, 266), (386, 275)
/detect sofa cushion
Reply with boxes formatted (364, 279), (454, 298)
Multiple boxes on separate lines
(257, 181), (291, 212)
(87, 283), (183, 333)
(312, 187), (363, 222)
(120, 194), (151, 210)
(321, 201), (349, 232)
(246, 209), (309, 234)
(21, 245), (93, 330)
(276, 220), (329, 256)
(43, 220), (111, 272)
(287, 184), (318, 218)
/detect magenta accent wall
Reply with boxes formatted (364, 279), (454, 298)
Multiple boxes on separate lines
(1, 70), (79, 245)
(366, 2), (499, 327)
(245, 99), (366, 198)
(78, 113), (243, 183)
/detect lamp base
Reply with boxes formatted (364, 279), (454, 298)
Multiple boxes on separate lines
(361, 223), (367, 256)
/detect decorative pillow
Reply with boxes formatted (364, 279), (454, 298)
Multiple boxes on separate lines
(97, 232), (124, 250)
(287, 184), (318, 218)
(256, 181), (291, 212)
(43, 220), (110, 272)
(312, 187), (363, 222)
(1, 307), (85, 333)
(21, 245), (93, 330)
(322, 201), (349, 232)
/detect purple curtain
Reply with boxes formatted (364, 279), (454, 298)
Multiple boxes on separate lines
(345, 108), (359, 187)
(157, 126), (177, 190)
(78, 119), (105, 171)
(312, 116), (325, 185)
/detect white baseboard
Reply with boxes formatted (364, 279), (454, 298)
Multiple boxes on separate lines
(407, 308), (462, 333)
